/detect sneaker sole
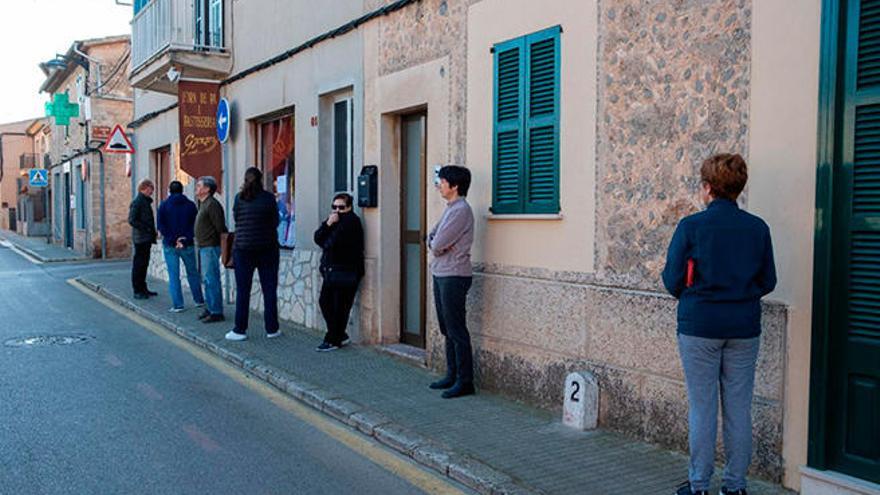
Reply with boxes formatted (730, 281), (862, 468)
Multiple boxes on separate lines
(266, 332), (281, 339)
(316, 346), (339, 352)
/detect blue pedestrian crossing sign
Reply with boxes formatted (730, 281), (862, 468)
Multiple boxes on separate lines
(28, 169), (48, 188)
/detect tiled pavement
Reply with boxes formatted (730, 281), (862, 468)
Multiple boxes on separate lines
(76, 269), (794, 495)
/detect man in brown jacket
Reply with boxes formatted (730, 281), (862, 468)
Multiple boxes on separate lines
(195, 176), (227, 323)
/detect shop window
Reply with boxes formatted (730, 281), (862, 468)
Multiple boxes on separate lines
(258, 114), (295, 248)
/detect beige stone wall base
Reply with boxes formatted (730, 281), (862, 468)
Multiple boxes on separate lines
(801, 467), (880, 495)
(462, 268), (787, 482)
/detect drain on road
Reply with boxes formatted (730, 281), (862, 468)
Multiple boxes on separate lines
(4, 334), (95, 348)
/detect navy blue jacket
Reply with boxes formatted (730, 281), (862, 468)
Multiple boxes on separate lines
(233, 191), (279, 250)
(661, 199), (777, 339)
(157, 193), (198, 248)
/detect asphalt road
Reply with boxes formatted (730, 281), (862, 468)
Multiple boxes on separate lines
(0, 245), (465, 495)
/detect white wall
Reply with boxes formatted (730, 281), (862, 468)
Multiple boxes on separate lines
(221, 29), (364, 249)
(229, 0), (365, 74)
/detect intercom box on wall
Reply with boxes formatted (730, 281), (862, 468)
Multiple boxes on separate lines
(357, 165), (378, 208)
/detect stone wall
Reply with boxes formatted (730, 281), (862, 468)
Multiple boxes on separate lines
(372, 0), (469, 163)
(596, 0), (752, 290)
(148, 247), (330, 334)
(93, 98), (135, 259)
(458, 265), (786, 482)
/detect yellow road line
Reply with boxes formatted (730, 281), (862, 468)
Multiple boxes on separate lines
(68, 279), (468, 495)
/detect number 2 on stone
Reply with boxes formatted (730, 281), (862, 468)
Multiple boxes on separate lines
(570, 381), (580, 402)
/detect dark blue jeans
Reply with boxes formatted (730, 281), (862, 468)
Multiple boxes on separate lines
(432, 276), (473, 385)
(232, 247), (279, 334)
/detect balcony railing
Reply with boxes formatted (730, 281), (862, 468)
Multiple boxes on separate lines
(19, 153), (38, 169)
(131, 0), (225, 72)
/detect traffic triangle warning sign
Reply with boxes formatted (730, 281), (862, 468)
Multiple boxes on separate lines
(103, 124), (134, 154)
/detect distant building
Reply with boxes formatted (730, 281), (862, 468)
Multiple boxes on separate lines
(38, 35), (134, 258)
(0, 118), (39, 232)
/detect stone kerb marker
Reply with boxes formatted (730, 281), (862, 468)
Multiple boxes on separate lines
(562, 371), (598, 431)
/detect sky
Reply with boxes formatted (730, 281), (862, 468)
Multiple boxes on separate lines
(0, 0), (132, 124)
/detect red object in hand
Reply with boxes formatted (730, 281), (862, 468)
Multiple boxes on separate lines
(686, 259), (695, 288)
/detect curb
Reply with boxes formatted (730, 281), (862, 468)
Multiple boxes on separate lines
(0, 235), (83, 263)
(74, 277), (543, 495)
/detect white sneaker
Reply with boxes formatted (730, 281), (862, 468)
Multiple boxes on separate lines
(168, 307), (185, 313)
(194, 302), (205, 308)
(266, 331), (281, 339)
(225, 330), (247, 341)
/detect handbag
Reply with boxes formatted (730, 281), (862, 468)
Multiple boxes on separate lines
(221, 232), (235, 269)
(322, 265), (359, 288)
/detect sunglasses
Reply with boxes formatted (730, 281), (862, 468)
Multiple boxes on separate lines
(331, 204), (348, 210)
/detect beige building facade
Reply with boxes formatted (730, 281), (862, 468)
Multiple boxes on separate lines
(17, 119), (52, 237)
(0, 119), (38, 232)
(127, 0), (879, 492)
(39, 36), (134, 258)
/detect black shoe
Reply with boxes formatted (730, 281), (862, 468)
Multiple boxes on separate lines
(145, 290), (158, 297)
(202, 314), (225, 324)
(134, 293), (148, 300)
(441, 382), (475, 399)
(720, 488), (747, 495)
(197, 310), (211, 320)
(429, 377), (456, 390)
(673, 481), (708, 495)
(341, 333), (351, 346)
(316, 341), (339, 352)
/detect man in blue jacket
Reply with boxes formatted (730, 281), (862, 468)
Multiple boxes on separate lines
(663, 153), (776, 495)
(157, 181), (205, 313)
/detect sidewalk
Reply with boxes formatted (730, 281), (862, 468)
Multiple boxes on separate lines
(0, 230), (87, 263)
(76, 269), (794, 495)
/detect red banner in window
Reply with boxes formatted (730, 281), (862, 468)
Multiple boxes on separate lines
(178, 80), (221, 187)
(271, 117), (293, 175)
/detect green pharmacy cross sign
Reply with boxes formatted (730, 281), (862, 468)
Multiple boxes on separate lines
(45, 93), (79, 126)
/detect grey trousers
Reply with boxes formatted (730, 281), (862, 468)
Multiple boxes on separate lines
(677, 334), (760, 492)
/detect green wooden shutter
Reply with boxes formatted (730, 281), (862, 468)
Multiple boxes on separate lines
(492, 38), (525, 214)
(524, 26), (561, 214)
(822, 0), (880, 482)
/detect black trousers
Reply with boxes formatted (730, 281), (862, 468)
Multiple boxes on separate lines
(233, 247), (280, 334)
(319, 279), (360, 346)
(131, 242), (152, 295)
(432, 276), (473, 385)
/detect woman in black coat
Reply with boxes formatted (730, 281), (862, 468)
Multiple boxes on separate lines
(314, 192), (364, 351)
(226, 167), (281, 341)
